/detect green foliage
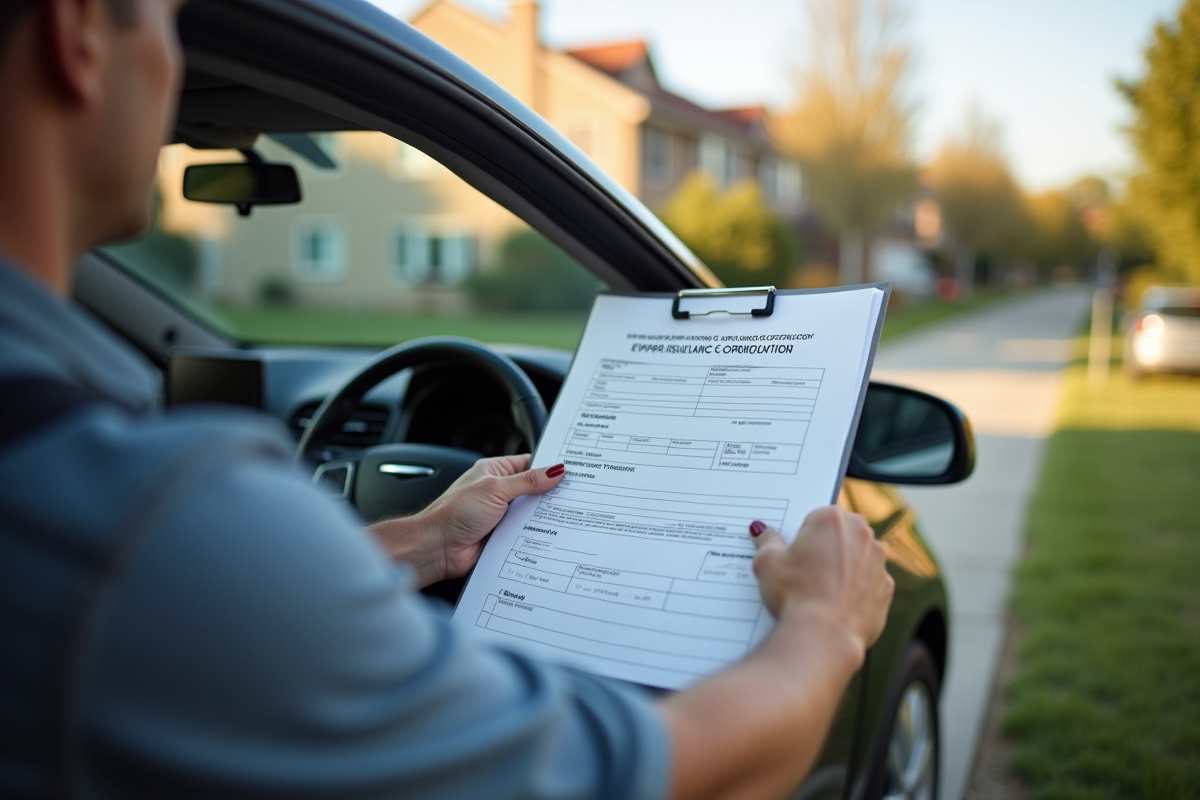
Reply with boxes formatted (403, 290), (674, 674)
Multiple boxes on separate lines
(464, 228), (602, 313)
(1098, 198), (1156, 271)
(1064, 175), (1155, 271)
(659, 173), (799, 288)
(257, 276), (295, 307)
(1123, 264), (1173, 308)
(1023, 190), (1096, 269)
(1123, 0), (1200, 285)
(214, 307), (589, 349)
(927, 108), (1030, 259)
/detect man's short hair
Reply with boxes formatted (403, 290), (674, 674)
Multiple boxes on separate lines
(0, 0), (138, 65)
(0, 0), (40, 59)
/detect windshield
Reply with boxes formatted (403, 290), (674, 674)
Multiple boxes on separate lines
(102, 132), (603, 351)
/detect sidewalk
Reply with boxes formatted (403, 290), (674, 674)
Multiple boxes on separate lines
(871, 287), (1092, 800)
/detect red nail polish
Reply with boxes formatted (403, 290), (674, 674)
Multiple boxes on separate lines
(546, 463), (565, 478)
(749, 520), (766, 537)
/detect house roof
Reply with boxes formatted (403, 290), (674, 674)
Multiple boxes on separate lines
(567, 40), (772, 147)
(566, 40), (650, 77)
(719, 105), (769, 125)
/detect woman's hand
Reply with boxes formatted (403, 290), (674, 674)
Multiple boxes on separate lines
(369, 455), (566, 587)
(750, 506), (894, 655)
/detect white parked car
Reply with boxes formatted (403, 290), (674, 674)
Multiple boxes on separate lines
(1124, 285), (1200, 378)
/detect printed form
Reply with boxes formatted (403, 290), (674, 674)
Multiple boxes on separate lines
(452, 286), (886, 690)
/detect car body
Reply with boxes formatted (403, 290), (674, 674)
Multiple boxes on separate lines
(75, 1), (957, 797)
(1123, 284), (1200, 378)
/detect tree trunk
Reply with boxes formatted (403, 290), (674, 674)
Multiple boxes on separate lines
(839, 229), (866, 285)
(954, 246), (975, 302)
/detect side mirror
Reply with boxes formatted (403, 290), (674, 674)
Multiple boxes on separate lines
(846, 381), (975, 485)
(183, 162), (301, 216)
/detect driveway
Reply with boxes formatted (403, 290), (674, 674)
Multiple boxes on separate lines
(871, 286), (1093, 800)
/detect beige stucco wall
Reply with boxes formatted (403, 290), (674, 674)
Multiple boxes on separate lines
(410, 1), (649, 193)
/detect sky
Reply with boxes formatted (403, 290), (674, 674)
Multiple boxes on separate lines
(369, 0), (1181, 191)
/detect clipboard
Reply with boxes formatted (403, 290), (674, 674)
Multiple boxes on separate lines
(452, 281), (891, 690)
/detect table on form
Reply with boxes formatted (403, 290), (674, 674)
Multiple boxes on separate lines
(568, 359), (820, 475)
(582, 360), (823, 422)
(475, 535), (768, 679)
(531, 479), (787, 546)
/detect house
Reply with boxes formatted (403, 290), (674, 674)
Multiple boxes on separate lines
(412, 1), (801, 214)
(157, 0), (803, 310)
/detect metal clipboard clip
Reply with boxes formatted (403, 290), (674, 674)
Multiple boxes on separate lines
(671, 286), (777, 320)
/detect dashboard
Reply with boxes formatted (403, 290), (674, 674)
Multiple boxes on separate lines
(165, 344), (572, 460)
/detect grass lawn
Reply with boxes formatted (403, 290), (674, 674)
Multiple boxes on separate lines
(1003, 349), (1200, 799)
(212, 287), (1019, 351)
(213, 307), (593, 351)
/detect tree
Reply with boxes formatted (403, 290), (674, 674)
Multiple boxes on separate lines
(659, 172), (799, 288)
(1122, 0), (1200, 285)
(1097, 197), (1155, 270)
(464, 229), (601, 313)
(1023, 190), (1094, 272)
(774, 0), (917, 285)
(1065, 175), (1155, 272)
(925, 107), (1027, 298)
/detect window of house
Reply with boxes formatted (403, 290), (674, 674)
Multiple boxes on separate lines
(643, 126), (672, 184)
(759, 156), (779, 201)
(777, 160), (802, 206)
(293, 218), (347, 281)
(676, 134), (698, 175)
(390, 219), (475, 285)
(725, 141), (742, 186)
(759, 155), (802, 206)
(739, 150), (757, 185)
(699, 134), (727, 187)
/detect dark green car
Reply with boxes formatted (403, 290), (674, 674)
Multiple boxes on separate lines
(86, 1), (971, 797)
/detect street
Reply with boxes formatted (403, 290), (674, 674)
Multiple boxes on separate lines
(871, 286), (1093, 800)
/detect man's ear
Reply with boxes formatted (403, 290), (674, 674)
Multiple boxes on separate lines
(42, 0), (111, 109)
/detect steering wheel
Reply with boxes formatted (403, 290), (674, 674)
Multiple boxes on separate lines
(296, 337), (548, 521)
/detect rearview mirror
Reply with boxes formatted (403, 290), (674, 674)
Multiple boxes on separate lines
(182, 162), (301, 215)
(846, 382), (975, 485)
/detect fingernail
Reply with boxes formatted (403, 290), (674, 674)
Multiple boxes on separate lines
(546, 463), (565, 478)
(749, 520), (766, 537)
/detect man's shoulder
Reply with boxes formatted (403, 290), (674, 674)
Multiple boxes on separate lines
(0, 403), (304, 556)
(2, 400), (296, 471)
